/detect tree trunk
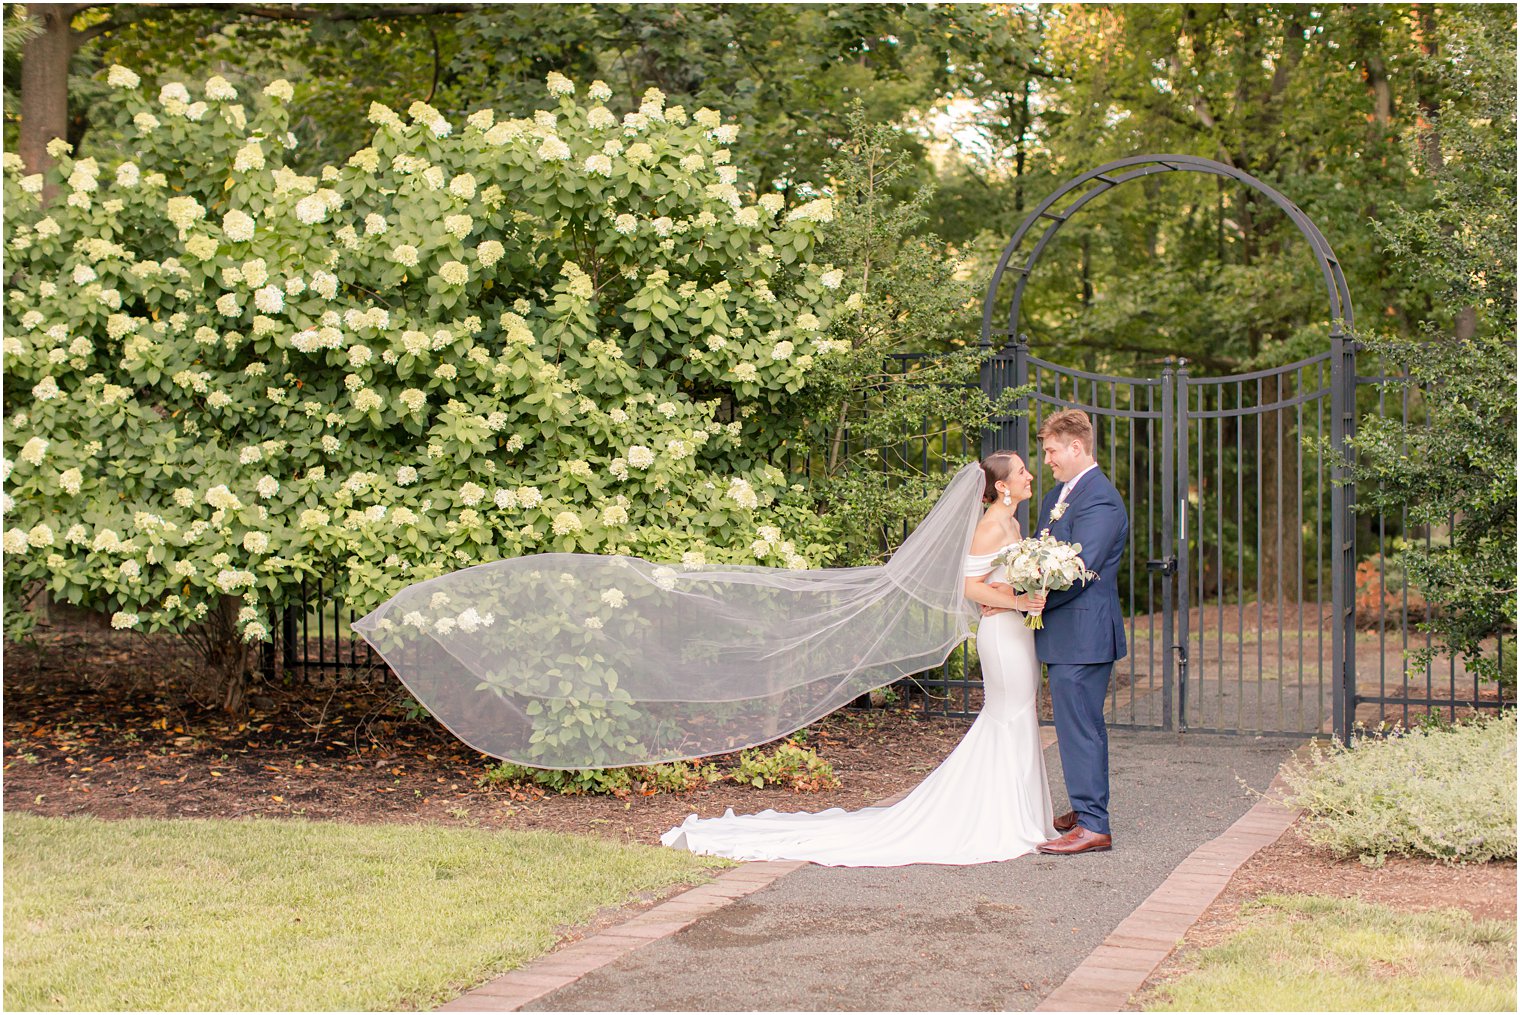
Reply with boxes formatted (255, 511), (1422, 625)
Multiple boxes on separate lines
(205, 596), (255, 715)
(18, 4), (75, 180)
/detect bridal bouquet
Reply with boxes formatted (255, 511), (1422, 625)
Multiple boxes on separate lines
(991, 533), (1099, 629)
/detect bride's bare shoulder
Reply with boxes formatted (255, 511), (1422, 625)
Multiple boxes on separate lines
(969, 513), (1010, 554)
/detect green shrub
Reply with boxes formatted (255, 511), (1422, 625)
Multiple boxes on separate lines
(1282, 711), (1516, 866)
(727, 740), (839, 791)
(478, 738), (838, 796)
(478, 759), (719, 797)
(1, 67), (845, 706)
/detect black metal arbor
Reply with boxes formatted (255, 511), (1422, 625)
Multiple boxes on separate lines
(978, 154), (1359, 743)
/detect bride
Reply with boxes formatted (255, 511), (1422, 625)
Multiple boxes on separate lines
(660, 451), (1057, 866)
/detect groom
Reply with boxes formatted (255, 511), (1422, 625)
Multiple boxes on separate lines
(1030, 409), (1129, 856)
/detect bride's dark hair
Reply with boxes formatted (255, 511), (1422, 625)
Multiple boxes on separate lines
(979, 451), (1019, 504)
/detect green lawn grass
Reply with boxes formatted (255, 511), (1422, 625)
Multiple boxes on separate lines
(3, 813), (724, 1011)
(1145, 894), (1516, 1012)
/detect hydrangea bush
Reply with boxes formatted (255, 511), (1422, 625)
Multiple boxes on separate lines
(2, 67), (850, 709)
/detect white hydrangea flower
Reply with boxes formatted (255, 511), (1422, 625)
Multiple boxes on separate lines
(733, 362), (759, 382)
(263, 79), (294, 102)
(363, 213), (388, 236)
(476, 240), (504, 267)
(587, 107), (617, 131)
(204, 75), (237, 100)
(584, 153), (613, 175)
(759, 193), (785, 214)
(820, 269), (845, 289)
(449, 172), (477, 199)
(601, 503), (628, 526)
(537, 135), (571, 161)
(714, 124), (740, 144)
(771, 341), (794, 361)
(614, 213), (638, 236)
(787, 198), (834, 223)
(546, 71), (575, 96)
(27, 523), (55, 548)
(294, 194), (329, 224)
(31, 376), (61, 401)
(165, 195), (205, 232)
(625, 142), (655, 165)
(221, 209), (256, 242)
(243, 531), (269, 553)
(601, 588), (627, 608)
(256, 475), (280, 499)
(583, 616), (603, 630)
(727, 477), (760, 509)
(233, 142), (264, 172)
(254, 285), (283, 314)
(311, 271), (339, 299)
(627, 445), (655, 469)
(111, 611), (140, 629)
(459, 482), (485, 506)
(493, 488), (518, 510)
(516, 486), (543, 508)
(107, 65), (140, 89)
(20, 437), (48, 466)
(205, 485), (242, 510)
(438, 260), (469, 286)
(551, 511), (582, 535)
(444, 213), (473, 240)
(391, 244), (419, 267)
(467, 109), (494, 130)
(399, 389), (427, 413)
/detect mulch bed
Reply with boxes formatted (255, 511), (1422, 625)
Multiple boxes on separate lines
(1, 623), (975, 845)
(1129, 821), (1518, 1008)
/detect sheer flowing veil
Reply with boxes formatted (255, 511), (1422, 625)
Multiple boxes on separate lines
(352, 462), (987, 769)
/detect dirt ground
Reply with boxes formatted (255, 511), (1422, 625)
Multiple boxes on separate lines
(1, 623), (973, 844)
(1129, 820), (1518, 1008)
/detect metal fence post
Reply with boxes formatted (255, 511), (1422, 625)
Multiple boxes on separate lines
(1330, 325), (1357, 743)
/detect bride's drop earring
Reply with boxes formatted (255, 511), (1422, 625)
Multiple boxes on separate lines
(1002, 490), (1012, 506)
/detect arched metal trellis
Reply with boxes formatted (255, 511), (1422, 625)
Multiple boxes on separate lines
(976, 154), (1360, 742)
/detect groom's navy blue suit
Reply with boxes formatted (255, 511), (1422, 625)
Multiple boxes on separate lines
(1032, 468), (1128, 837)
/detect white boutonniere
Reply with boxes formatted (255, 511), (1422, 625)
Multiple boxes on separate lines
(1051, 501), (1069, 522)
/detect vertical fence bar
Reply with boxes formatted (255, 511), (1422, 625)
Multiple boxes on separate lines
(1331, 327), (1357, 744)
(1161, 363), (1177, 732)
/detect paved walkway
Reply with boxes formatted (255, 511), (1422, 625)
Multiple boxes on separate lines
(444, 729), (1299, 1012)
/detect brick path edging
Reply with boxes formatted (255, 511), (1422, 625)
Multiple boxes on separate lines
(1032, 772), (1301, 1012)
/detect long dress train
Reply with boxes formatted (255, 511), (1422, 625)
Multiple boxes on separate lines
(660, 542), (1056, 866)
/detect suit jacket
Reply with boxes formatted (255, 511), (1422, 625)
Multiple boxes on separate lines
(1031, 468), (1129, 664)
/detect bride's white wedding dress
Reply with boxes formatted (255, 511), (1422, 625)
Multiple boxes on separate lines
(660, 541), (1056, 866)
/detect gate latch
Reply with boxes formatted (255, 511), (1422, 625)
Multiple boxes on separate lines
(1146, 556), (1178, 576)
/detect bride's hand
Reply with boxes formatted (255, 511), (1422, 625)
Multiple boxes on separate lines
(1019, 591), (1047, 611)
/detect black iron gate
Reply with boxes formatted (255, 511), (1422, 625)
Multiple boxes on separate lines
(968, 154), (1358, 740)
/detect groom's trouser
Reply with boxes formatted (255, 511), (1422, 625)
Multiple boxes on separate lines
(1047, 661), (1113, 836)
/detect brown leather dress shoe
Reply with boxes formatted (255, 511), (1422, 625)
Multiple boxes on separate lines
(1053, 810), (1079, 833)
(1036, 827), (1113, 855)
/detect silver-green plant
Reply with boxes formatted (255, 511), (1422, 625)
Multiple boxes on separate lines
(1282, 711), (1517, 866)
